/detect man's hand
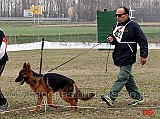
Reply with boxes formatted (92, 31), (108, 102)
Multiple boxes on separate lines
(141, 57), (147, 65)
(107, 36), (114, 43)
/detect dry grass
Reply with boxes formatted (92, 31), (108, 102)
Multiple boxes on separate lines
(0, 49), (160, 119)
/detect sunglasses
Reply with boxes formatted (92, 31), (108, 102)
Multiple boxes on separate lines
(115, 14), (126, 17)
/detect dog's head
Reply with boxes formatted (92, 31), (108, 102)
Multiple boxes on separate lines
(15, 62), (32, 85)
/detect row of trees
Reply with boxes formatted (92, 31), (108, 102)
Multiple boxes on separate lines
(0, 0), (160, 22)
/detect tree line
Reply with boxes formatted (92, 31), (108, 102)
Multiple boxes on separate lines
(0, 0), (160, 22)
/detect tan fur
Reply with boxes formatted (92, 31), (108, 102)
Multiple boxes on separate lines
(26, 76), (57, 112)
(15, 62), (95, 113)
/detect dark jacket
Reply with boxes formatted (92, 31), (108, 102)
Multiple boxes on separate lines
(0, 29), (9, 63)
(109, 18), (148, 66)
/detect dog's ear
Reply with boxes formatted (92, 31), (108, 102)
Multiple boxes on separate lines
(23, 62), (27, 68)
(26, 63), (31, 71)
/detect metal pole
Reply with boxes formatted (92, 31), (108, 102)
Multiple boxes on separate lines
(14, 26), (16, 43)
(34, 14), (35, 23)
(58, 25), (60, 42)
(39, 38), (44, 74)
(38, 23), (40, 42)
(38, 14), (39, 24)
(78, 25), (80, 42)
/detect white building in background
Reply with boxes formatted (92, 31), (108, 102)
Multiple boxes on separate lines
(24, 9), (33, 17)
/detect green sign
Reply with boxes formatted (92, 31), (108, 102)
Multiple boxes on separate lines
(97, 10), (116, 43)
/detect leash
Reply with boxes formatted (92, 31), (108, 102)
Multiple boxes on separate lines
(47, 39), (109, 73)
(105, 43), (111, 73)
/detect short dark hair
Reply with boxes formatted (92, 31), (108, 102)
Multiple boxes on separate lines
(118, 6), (129, 15)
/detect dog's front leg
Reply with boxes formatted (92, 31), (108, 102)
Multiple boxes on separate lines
(30, 95), (43, 113)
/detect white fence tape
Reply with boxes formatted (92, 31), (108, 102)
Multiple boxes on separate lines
(6, 42), (160, 52)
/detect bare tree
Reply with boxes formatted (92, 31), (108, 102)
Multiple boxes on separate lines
(0, 0), (160, 22)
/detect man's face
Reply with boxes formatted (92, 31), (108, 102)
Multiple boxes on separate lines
(116, 8), (128, 23)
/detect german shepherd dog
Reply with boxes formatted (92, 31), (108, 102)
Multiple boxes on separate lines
(15, 62), (95, 112)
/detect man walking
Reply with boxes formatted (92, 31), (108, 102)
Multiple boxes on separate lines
(101, 6), (148, 106)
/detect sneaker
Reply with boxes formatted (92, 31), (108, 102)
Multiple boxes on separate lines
(101, 95), (113, 106)
(128, 98), (144, 105)
(0, 102), (10, 114)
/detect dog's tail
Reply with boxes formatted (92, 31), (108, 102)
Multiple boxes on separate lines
(73, 84), (95, 101)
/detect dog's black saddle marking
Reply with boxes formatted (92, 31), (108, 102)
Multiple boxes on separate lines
(32, 71), (75, 92)
(43, 73), (75, 92)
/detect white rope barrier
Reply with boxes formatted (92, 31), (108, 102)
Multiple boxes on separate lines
(4, 100), (160, 114)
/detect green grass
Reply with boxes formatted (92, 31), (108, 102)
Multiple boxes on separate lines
(2, 26), (96, 36)
(0, 49), (159, 119)
(141, 27), (160, 33)
(2, 25), (97, 44)
(141, 27), (160, 43)
(0, 22), (160, 44)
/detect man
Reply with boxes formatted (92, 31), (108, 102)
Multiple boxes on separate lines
(101, 6), (148, 106)
(0, 28), (10, 114)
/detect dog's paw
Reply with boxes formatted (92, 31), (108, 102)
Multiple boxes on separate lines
(30, 109), (37, 113)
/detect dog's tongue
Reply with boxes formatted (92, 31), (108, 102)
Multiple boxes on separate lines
(19, 79), (25, 85)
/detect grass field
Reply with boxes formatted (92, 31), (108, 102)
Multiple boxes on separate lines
(0, 22), (160, 44)
(1, 22), (97, 44)
(0, 49), (159, 119)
